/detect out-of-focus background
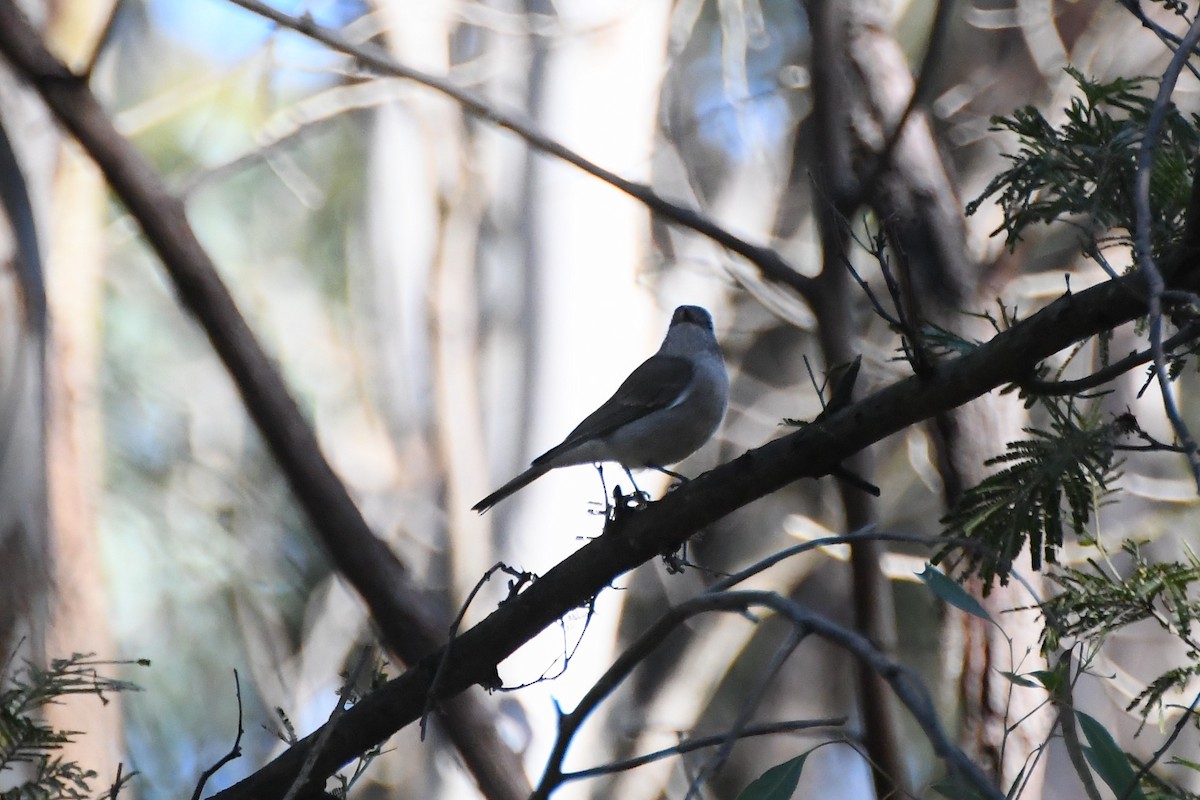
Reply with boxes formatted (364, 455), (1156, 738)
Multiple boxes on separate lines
(1, 0), (1198, 798)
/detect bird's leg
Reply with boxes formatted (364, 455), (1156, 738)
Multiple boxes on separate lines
(622, 465), (651, 506)
(662, 539), (690, 573)
(594, 463), (611, 514)
(649, 464), (689, 490)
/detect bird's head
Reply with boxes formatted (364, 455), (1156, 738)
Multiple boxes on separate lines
(671, 305), (714, 332)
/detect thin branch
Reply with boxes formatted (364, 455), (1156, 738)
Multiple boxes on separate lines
(1116, 0), (1200, 81)
(221, 0), (816, 301)
(80, 0), (126, 79)
(1132, 12), (1200, 490)
(281, 650), (372, 800)
(1022, 323), (1200, 396)
(106, 763), (130, 800)
(684, 627), (806, 799)
(1119, 688), (1200, 800)
(707, 526), (934, 593)
(534, 590), (1001, 800)
(528, 595), (725, 800)
(422, 563), (530, 738)
(842, 257), (901, 328)
(718, 592), (1005, 800)
(190, 670), (245, 800)
(560, 719), (847, 783)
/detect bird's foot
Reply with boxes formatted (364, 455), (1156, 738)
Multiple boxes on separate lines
(662, 550), (687, 574)
(613, 484), (651, 512)
(650, 464), (689, 492)
(661, 540), (691, 573)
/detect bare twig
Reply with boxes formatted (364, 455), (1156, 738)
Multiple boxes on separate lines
(684, 627), (806, 799)
(422, 563), (530, 738)
(842, 257), (902, 328)
(560, 719), (846, 783)
(533, 588), (1002, 800)
(281, 650), (373, 800)
(80, 0), (125, 79)
(190, 670), (245, 800)
(1116, 0), (1200, 81)
(1119, 688), (1200, 800)
(106, 763), (129, 800)
(499, 596), (598, 691)
(1022, 323), (1200, 396)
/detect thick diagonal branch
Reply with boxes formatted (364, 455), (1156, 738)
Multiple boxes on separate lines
(210, 255), (1195, 799)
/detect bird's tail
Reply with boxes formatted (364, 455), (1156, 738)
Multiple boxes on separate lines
(472, 465), (551, 513)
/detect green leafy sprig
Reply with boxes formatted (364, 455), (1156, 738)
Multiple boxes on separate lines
(934, 404), (1133, 589)
(968, 67), (1200, 260)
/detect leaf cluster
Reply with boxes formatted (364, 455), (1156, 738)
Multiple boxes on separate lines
(934, 404), (1132, 589)
(1, 654), (143, 800)
(1044, 541), (1200, 719)
(968, 67), (1200, 260)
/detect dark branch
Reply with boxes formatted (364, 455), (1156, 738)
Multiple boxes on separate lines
(1022, 323), (1200, 396)
(190, 671), (244, 800)
(561, 720), (847, 783)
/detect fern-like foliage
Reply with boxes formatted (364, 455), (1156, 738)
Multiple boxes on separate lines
(1, 653), (143, 800)
(967, 67), (1200, 260)
(934, 404), (1133, 589)
(1044, 540), (1200, 720)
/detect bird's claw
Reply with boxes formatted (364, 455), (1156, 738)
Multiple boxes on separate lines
(612, 484), (652, 512)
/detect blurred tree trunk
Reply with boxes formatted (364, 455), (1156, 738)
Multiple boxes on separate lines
(806, 0), (1050, 794)
(0, 0), (121, 782)
(0, 92), (49, 659)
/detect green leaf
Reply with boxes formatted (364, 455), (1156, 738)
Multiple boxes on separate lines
(999, 671), (1040, 689)
(1077, 712), (1147, 800)
(736, 753), (809, 800)
(918, 565), (995, 624)
(1029, 668), (1066, 695)
(935, 402), (1127, 590)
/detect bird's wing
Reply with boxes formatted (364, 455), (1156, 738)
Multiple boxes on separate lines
(532, 355), (695, 465)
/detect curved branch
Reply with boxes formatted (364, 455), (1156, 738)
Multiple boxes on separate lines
(1022, 323), (1200, 396)
(1132, 13), (1200, 489)
(560, 719), (847, 784)
(672, 593), (1006, 798)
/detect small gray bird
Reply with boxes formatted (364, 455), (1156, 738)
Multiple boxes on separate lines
(473, 305), (728, 513)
